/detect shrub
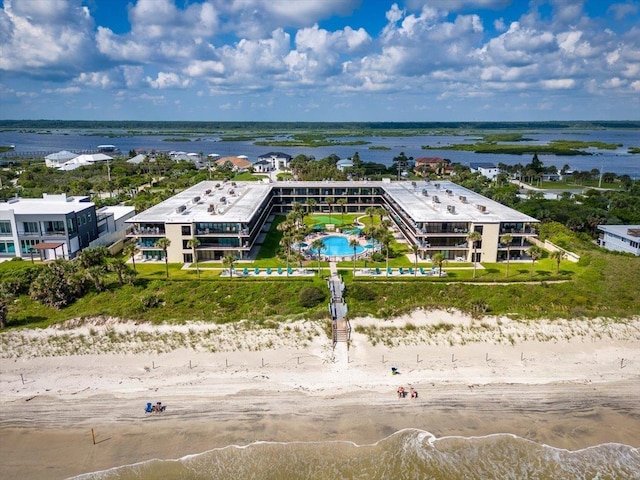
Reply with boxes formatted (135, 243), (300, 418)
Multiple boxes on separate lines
(299, 287), (326, 308)
(347, 284), (377, 301)
(141, 293), (162, 309)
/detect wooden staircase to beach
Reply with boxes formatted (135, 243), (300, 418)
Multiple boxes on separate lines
(328, 269), (350, 349)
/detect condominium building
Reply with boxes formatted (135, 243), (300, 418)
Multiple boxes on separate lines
(127, 180), (538, 264)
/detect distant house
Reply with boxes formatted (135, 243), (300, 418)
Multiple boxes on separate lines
(45, 150), (77, 168)
(58, 153), (112, 171)
(257, 152), (292, 170)
(541, 173), (562, 182)
(336, 158), (354, 172)
(215, 156), (252, 172)
(414, 157), (450, 176)
(597, 225), (640, 256)
(252, 160), (273, 173)
(126, 153), (148, 165)
(470, 162), (500, 180)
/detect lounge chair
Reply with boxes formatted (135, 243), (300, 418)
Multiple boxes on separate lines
(287, 267), (293, 275)
(419, 267), (425, 275)
(254, 267), (260, 275)
(145, 402), (153, 413)
(387, 267), (392, 275)
(243, 267), (249, 276)
(408, 267), (414, 275)
(277, 267), (283, 275)
(375, 267), (381, 275)
(266, 267), (272, 275)
(399, 267), (405, 275)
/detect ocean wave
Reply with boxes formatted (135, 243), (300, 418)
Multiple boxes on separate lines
(70, 429), (640, 480)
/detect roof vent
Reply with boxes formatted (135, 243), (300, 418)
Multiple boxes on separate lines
(447, 205), (456, 214)
(192, 196), (201, 203)
(476, 204), (487, 213)
(422, 189), (429, 197)
(175, 205), (186, 213)
(459, 195), (467, 203)
(432, 195), (440, 204)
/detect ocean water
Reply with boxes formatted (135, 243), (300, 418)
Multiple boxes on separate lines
(71, 429), (640, 480)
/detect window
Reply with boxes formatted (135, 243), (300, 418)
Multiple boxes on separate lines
(20, 239), (39, 254)
(23, 221), (39, 234)
(181, 225), (192, 236)
(0, 241), (15, 254)
(0, 221), (11, 234)
(67, 218), (77, 234)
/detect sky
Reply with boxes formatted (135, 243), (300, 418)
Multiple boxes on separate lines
(0, 0), (639, 122)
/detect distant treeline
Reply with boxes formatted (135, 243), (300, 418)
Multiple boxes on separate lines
(1, 120), (640, 131)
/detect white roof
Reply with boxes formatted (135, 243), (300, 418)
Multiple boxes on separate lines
(598, 225), (640, 239)
(128, 180), (538, 226)
(45, 150), (77, 161)
(0, 194), (93, 215)
(97, 206), (136, 221)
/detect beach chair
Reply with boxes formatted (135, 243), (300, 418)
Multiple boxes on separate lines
(266, 267), (272, 275)
(287, 267), (293, 275)
(387, 267), (392, 275)
(399, 267), (405, 275)
(375, 267), (381, 275)
(254, 267), (260, 275)
(243, 267), (248, 276)
(408, 267), (414, 275)
(145, 402), (153, 413)
(277, 267), (283, 275)
(419, 267), (425, 275)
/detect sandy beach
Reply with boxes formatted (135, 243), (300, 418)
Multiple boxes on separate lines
(1, 310), (639, 480)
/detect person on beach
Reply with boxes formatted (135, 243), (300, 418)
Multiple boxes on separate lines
(397, 386), (405, 398)
(410, 387), (418, 399)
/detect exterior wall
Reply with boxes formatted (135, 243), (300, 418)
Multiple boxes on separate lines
(599, 232), (640, 255)
(478, 223), (500, 263)
(165, 223), (184, 263)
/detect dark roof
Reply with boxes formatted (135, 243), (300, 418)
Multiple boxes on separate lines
(258, 152), (292, 159)
(415, 157), (447, 164)
(470, 163), (497, 169)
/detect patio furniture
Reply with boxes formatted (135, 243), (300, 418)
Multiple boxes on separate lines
(254, 267), (260, 275)
(243, 267), (249, 276)
(399, 267), (405, 275)
(287, 267), (293, 275)
(419, 267), (426, 275)
(408, 267), (414, 275)
(277, 267), (283, 275)
(266, 267), (272, 275)
(375, 267), (381, 275)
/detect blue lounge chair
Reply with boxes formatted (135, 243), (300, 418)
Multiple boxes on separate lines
(419, 267), (425, 275)
(254, 267), (260, 275)
(399, 267), (405, 275)
(375, 267), (381, 275)
(145, 402), (153, 413)
(243, 267), (248, 276)
(408, 267), (414, 275)
(266, 267), (272, 275)
(277, 267), (283, 275)
(287, 267), (293, 275)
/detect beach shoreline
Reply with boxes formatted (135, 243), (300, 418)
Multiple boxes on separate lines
(1, 311), (639, 479)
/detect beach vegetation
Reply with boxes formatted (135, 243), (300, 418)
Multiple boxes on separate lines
(299, 287), (326, 308)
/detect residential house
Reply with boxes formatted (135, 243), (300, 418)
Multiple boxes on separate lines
(257, 152), (292, 170)
(597, 225), (640, 255)
(470, 162), (500, 180)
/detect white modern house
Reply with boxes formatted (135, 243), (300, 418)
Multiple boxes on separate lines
(336, 158), (354, 172)
(470, 163), (500, 181)
(597, 225), (640, 255)
(0, 194), (134, 260)
(257, 152), (292, 170)
(58, 153), (113, 171)
(252, 160), (274, 173)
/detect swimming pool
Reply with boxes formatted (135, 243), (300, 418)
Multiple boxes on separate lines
(316, 235), (365, 257)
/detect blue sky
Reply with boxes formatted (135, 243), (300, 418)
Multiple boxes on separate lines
(1, 0), (639, 121)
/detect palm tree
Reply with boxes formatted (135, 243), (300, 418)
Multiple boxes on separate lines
(500, 234), (513, 278)
(349, 237), (359, 276)
(550, 250), (564, 274)
(123, 242), (139, 273)
(310, 238), (325, 276)
(467, 231), (482, 278)
(187, 237), (201, 278)
(306, 198), (317, 216)
(410, 244), (419, 277)
(527, 246), (543, 277)
(380, 231), (393, 276)
(324, 196), (335, 224)
(222, 254), (236, 279)
(280, 234), (293, 276)
(376, 207), (386, 223)
(156, 237), (171, 278)
(432, 252), (446, 277)
(337, 198), (347, 226)
(108, 257), (129, 285)
(365, 206), (376, 227)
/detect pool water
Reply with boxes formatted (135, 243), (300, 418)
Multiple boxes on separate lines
(317, 235), (365, 257)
